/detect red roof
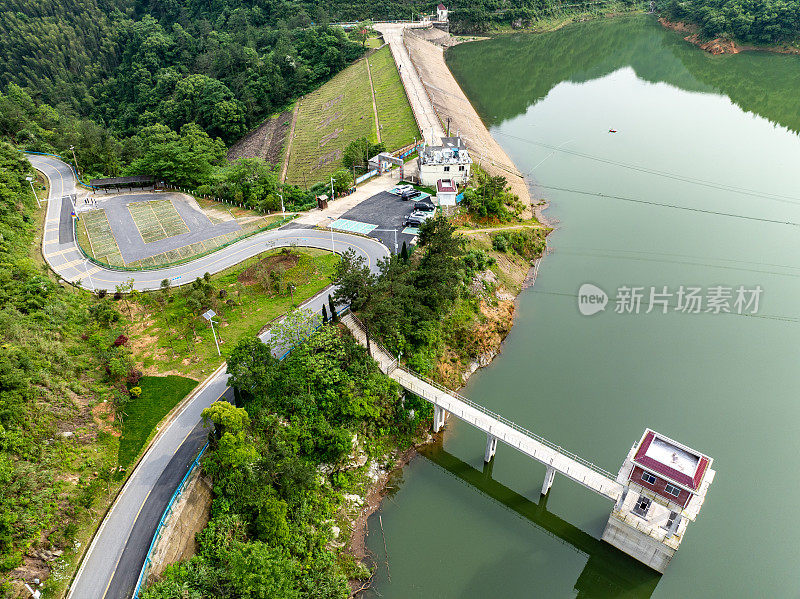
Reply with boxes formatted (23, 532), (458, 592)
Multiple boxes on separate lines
(633, 431), (709, 491)
(437, 3), (447, 9)
(437, 179), (456, 193)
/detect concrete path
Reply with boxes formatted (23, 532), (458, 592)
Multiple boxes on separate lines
(293, 169), (401, 227)
(30, 154), (388, 292)
(375, 23), (445, 144)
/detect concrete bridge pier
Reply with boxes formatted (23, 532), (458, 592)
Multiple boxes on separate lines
(484, 434), (498, 463)
(433, 405), (447, 433)
(541, 466), (556, 496)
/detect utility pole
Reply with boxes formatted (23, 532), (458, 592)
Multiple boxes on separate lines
(326, 216), (336, 254)
(202, 309), (221, 356)
(279, 192), (285, 219)
(70, 145), (80, 178)
(330, 175), (335, 200)
(26, 176), (41, 208)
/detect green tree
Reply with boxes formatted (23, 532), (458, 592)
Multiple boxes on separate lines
(226, 337), (279, 399)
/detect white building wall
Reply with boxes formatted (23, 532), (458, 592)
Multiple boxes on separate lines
(419, 162), (470, 186)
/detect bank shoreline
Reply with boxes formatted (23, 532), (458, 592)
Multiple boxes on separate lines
(345, 24), (552, 595)
(658, 16), (800, 55)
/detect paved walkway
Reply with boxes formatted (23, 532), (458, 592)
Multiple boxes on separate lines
(375, 23), (445, 144)
(293, 169), (402, 227)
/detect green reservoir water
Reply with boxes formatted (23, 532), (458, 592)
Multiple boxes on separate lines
(365, 16), (800, 598)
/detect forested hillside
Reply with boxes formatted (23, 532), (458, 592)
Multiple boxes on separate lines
(657, 0), (800, 44)
(0, 0), (378, 180)
(0, 142), (139, 593)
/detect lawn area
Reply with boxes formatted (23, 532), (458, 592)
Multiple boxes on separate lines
(118, 375), (199, 468)
(79, 209), (124, 266)
(127, 247), (339, 380)
(285, 58), (376, 186)
(369, 46), (421, 150)
(128, 199), (189, 243)
(365, 35), (383, 48)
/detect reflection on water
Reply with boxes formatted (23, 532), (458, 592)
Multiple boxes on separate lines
(448, 15), (800, 134)
(418, 440), (660, 598)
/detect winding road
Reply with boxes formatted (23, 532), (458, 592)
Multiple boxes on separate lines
(31, 154), (388, 292)
(28, 155), (390, 599)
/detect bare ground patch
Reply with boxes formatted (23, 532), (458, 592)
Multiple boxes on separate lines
(227, 108), (294, 165)
(237, 252), (300, 285)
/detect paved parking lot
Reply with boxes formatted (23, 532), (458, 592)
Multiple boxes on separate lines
(337, 190), (424, 254)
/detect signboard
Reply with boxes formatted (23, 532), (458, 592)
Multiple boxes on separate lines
(202, 309), (216, 321)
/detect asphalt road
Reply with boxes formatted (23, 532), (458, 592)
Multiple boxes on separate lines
(28, 155), (390, 599)
(30, 154), (388, 291)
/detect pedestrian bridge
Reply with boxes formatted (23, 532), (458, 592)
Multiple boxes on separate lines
(342, 313), (624, 501)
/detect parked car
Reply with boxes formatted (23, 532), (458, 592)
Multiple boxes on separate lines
(400, 189), (422, 201)
(404, 210), (434, 227)
(414, 200), (435, 213)
(390, 184), (415, 196)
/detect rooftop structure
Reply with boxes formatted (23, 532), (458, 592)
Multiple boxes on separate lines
(418, 136), (472, 186)
(436, 178), (458, 209)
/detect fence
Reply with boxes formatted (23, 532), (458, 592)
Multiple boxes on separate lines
(132, 443), (208, 599)
(355, 169), (379, 184)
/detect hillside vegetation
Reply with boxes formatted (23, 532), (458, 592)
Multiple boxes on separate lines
(0, 142), (137, 593)
(657, 0), (800, 44)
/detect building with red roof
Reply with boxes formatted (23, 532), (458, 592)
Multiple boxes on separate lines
(602, 428), (715, 572)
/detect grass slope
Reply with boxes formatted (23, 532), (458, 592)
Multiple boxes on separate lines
(129, 248), (339, 380)
(285, 47), (420, 185)
(118, 375), (199, 468)
(369, 46), (421, 150)
(285, 59), (376, 186)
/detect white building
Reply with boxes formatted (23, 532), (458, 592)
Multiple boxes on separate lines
(437, 3), (449, 21)
(436, 178), (458, 207)
(418, 136), (472, 186)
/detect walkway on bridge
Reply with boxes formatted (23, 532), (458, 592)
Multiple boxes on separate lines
(341, 314), (624, 502)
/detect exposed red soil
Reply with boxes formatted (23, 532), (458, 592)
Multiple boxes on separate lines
(659, 17), (800, 55)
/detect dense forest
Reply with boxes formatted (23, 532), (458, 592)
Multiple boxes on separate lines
(0, 0), (393, 182)
(658, 0), (800, 44)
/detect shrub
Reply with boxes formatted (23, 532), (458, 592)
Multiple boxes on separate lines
(127, 368), (143, 386)
(113, 334), (128, 347)
(97, 289), (107, 298)
(129, 386), (142, 398)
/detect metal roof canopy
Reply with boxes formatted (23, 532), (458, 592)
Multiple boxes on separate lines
(89, 175), (155, 188)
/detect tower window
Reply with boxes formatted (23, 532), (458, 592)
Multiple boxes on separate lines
(641, 472), (657, 485)
(632, 496), (652, 518)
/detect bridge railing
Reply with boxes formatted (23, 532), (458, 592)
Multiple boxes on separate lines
(404, 372), (616, 480)
(344, 313), (615, 481)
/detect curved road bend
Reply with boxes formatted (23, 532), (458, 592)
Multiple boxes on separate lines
(29, 154), (388, 292)
(28, 155), (391, 598)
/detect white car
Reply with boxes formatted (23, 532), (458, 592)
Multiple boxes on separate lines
(390, 184), (415, 195)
